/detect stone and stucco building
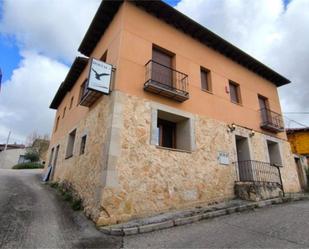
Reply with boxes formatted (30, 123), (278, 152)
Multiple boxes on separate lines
(47, 1), (301, 226)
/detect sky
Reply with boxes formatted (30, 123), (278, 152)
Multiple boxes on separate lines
(0, 0), (308, 144)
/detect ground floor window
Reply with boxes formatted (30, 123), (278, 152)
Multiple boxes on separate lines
(80, 135), (87, 155)
(267, 140), (282, 166)
(66, 129), (76, 159)
(151, 108), (195, 151)
(158, 118), (176, 149)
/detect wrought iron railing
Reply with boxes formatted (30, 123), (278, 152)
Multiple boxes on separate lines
(260, 108), (284, 132)
(144, 60), (189, 97)
(234, 160), (283, 185)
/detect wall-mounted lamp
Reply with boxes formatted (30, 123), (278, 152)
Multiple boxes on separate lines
(227, 123), (236, 132)
(249, 130), (255, 137)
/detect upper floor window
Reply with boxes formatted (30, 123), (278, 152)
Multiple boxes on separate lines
(258, 95), (269, 110)
(200, 67), (211, 92)
(69, 96), (74, 109)
(55, 116), (60, 132)
(62, 107), (66, 119)
(101, 50), (108, 62)
(229, 81), (241, 104)
(152, 46), (174, 87)
(79, 79), (88, 103)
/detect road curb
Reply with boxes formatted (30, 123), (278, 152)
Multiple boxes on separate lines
(99, 194), (309, 236)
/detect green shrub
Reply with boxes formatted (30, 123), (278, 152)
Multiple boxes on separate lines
(12, 162), (44, 169)
(24, 150), (40, 162)
(49, 181), (83, 211)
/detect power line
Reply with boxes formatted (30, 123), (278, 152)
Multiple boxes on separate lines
(283, 112), (309, 114)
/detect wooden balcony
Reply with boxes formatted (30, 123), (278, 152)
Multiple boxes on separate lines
(143, 60), (189, 102)
(260, 108), (284, 133)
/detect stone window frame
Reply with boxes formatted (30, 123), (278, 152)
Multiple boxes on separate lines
(150, 103), (196, 152)
(232, 130), (254, 163)
(264, 135), (283, 167)
(65, 128), (77, 159)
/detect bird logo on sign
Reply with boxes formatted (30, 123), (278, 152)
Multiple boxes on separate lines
(92, 68), (110, 80)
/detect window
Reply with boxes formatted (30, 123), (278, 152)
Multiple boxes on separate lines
(258, 95), (269, 110)
(55, 116), (60, 131)
(158, 119), (176, 149)
(151, 109), (195, 151)
(80, 135), (87, 155)
(48, 148), (54, 166)
(101, 50), (108, 62)
(152, 46), (174, 87)
(229, 81), (241, 104)
(200, 67), (211, 92)
(79, 79), (88, 103)
(62, 107), (66, 118)
(65, 129), (76, 159)
(267, 140), (282, 166)
(69, 96), (74, 109)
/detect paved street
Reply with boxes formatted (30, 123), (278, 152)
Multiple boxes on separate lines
(1, 169), (309, 248)
(125, 199), (309, 248)
(0, 169), (121, 249)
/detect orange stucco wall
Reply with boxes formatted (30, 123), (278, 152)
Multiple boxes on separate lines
(50, 5), (125, 146)
(50, 1), (286, 147)
(115, 2), (286, 139)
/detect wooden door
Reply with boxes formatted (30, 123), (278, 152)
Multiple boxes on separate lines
(152, 48), (173, 88)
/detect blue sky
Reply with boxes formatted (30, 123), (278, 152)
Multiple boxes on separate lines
(0, 0), (180, 83)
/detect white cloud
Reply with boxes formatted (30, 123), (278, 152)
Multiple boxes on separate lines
(0, 51), (68, 144)
(0, 0), (100, 62)
(176, 0), (309, 127)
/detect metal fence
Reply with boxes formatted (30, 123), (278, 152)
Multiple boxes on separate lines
(234, 160), (282, 184)
(145, 60), (188, 94)
(260, 108), (284, 131)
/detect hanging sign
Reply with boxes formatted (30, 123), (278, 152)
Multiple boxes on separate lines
(88, 58), (113, 94)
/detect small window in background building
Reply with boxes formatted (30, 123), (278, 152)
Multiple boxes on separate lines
(62, 107), (66, 118)
(200, 68), (211, 92)
(229, 81), (241, 104)
(69, 96), (74, 109)
(80, 135), (87, 155)
(65, 129), (76, 159)
(55, 116), (60, 131)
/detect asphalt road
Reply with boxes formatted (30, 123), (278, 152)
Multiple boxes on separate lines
(1, 169), (309, 249)
(125, 199), (309, 248)
(0, 169), (122, 249)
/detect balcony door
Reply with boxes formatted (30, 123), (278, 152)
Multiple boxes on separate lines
(152, 47), (173, 89)
(258, 95), (269, 123)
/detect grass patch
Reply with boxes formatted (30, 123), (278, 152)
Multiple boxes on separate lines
(49, 181), (83, 211)
(12, 162), (44, 169)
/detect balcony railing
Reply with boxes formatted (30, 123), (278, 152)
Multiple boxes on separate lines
(144, 60), (189, 102)
(260, 108), (284, 132)
(79, 81), (102, 107)
(234, 160), (283, 186)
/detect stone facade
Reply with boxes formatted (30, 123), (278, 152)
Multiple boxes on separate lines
(48, 91), (301, 226)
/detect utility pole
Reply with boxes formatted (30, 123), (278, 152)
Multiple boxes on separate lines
(4, 131), (11, 151)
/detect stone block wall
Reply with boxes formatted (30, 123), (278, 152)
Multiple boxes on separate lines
(97, 91), (301, 226)
(47, 90), (301, 226)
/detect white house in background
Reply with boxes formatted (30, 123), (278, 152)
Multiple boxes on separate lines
(0, 144), (26, 169)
